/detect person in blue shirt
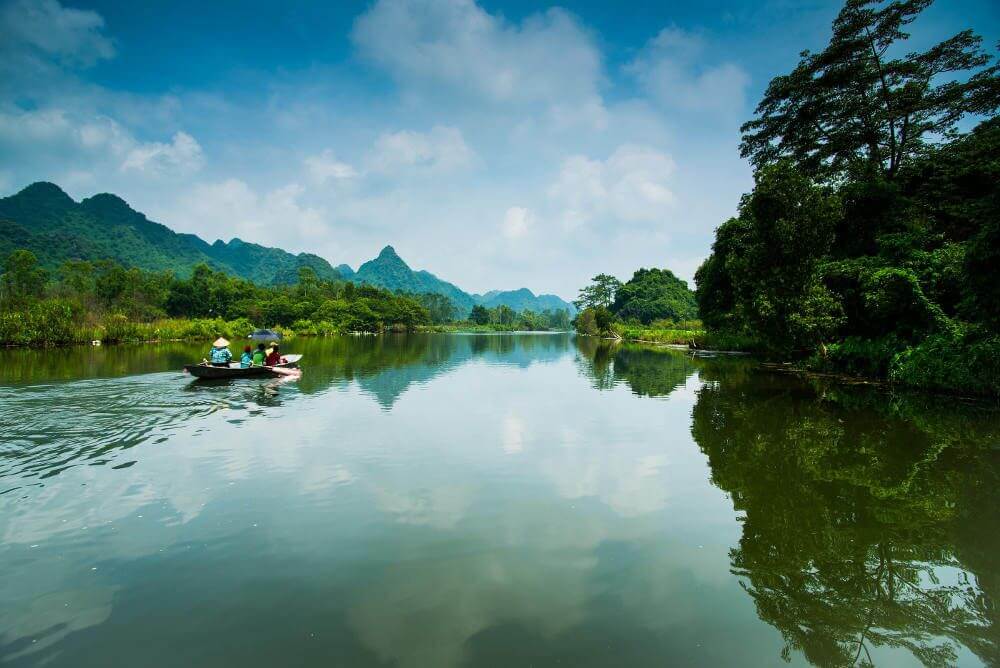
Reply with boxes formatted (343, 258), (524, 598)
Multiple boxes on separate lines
(239, 345), (253, 368)
(208, 337), (233, 367)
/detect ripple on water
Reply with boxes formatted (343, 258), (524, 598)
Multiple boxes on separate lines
(0, 373), (298, 483)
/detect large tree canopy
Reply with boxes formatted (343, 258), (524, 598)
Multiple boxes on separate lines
(612, 268), (698, 324)
(740, 0), (999, 181)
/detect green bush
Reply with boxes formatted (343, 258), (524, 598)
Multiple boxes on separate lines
(810, 336), (907, 377)
(890, 333), (1000, 397)
(0, 300), (87, 346)
(100, 313), (142, 343)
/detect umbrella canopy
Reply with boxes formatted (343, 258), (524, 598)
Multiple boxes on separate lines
(248, 329), (283, 341)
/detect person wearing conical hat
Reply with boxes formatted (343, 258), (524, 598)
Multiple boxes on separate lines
(208, 336), (233, 367)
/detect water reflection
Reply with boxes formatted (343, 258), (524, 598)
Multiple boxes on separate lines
(574, 338), (749, 399)
(0, 334), (574, 485)
(1, 334), (998, 667)
(691, 369), (1000, 666)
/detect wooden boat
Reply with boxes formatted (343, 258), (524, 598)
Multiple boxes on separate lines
(184, 354), (303, 379)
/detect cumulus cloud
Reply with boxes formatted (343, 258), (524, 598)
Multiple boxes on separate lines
(160, 179), (330, 252)
(367, 125), (475, 174)
(352, 0), (604, 112)
(120, 131), (204, 175)
(548, 144), (676, 230)
(501, 206), (534, 240)
(304, 150), (358, 184)
(0, 108), (125, 155)
(0, 107), (204, 184)
(0, 0), (115, 67)
(627, 27), (750, 115)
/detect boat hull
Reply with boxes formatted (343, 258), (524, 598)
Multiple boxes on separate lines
(184, 355), (302, 379)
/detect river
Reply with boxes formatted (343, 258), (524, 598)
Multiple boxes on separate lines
(1, 333), (997, 667)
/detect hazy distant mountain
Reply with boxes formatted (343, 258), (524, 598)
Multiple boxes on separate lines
(0, 182), (342, 284)
(347, 246), (576, 316)
(352, 246), (476, 313)
(475, 287), (577, 314)
(0, 182), (576, 314)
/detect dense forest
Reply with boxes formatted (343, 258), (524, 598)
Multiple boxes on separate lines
(572, 269), (699, 337)
(576, 0), (1000, 397)
(0, 182), (575, 316)
(0, 252), (572, 346)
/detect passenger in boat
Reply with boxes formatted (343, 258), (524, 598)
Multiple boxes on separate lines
(265, 343), (285, 366)
(252, 343), (267, 366)
(240, 345), (253, 368)
(209, 337), (233, 367)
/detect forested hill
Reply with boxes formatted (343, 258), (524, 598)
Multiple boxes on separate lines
(0, 182), (576, 315)
(349, 245), (475, 313)
(0, 182), (341, 285)
(340, 246), (577, 315)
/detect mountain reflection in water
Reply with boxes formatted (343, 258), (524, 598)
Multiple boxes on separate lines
(0, 334), (996, 667)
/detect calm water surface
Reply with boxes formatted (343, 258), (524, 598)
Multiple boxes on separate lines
(1, 334), (997, 667)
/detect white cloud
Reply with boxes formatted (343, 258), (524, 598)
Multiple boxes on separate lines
(0, 0), (115, 67)
(352, 0), (604, 113)
(627, 27), (750, 115)
(367, 125), (474, 173)
(0, 108), (126, 155)
(304, 150), (358, 184)
(548, 144), (677, 229)
(501, 206), (533, 240)
(160, 179), (330, 252)
(0, 107), (204, 184)
(121, 131), (204, 176)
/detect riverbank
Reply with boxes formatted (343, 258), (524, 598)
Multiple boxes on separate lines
(0, 313), (294, 347)
(611, 322), (763, 352)
(595, 324), (999, 399)
(0, 311), (572, 348)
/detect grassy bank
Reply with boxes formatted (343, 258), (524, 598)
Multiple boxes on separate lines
(421, 323), (571, 334)
(0, 309), (569, 348)
(604, 318), (998, 398)
(608, 320), (763, 352)
(0, 307), (297, 347)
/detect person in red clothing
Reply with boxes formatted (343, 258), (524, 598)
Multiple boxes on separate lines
(264, 343), (285, 366)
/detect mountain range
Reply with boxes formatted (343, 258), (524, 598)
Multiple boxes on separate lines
(0, 182), (575, 315)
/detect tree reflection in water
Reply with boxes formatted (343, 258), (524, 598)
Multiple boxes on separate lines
(691, 368), (1000, 666)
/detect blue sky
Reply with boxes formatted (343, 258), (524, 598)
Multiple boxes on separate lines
(1, 0), (997, 298)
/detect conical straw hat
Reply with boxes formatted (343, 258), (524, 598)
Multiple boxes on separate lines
(213, 337), (230, 347)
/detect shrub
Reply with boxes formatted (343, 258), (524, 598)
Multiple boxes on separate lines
(810, 335), (907, 378)
(890, 333), (1000, 397)
(100, 313), (142, 343)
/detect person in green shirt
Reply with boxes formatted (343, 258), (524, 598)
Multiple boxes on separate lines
(251, 343), (266, 366)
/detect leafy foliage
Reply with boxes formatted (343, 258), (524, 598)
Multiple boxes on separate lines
(0, 254), (432, 345)
(695, 0), (1000, 394)
(611, 268), (698, 324)
(573, 274), (621, 311)
(573, 268), (699, 338)
(741, 0), (999, 181)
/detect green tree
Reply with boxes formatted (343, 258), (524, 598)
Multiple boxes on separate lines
(612, 267), (698, 324)
(695, 163), (843, 351)
(1, 250), (48, 305)
(741, 0), (999, 181)
(496, 304), (515, 326)
(469, 304), (490, 325)
(573, 273), (621, 311)
(416, 293), (458, 324)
